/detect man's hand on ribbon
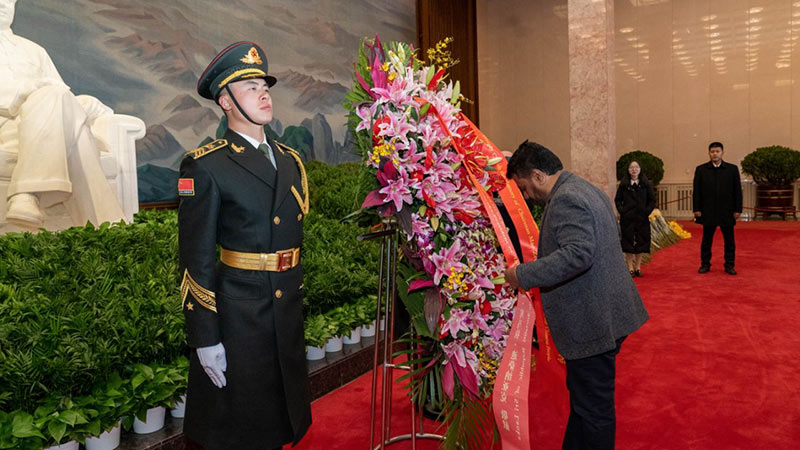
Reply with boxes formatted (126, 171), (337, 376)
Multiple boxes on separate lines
(197, 342), (227, 388)
(504, 264), (521, 289)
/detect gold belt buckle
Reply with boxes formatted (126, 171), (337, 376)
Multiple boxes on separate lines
(278, 249), (295, 271)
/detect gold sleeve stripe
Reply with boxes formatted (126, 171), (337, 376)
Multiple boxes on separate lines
(180, 269), (217, 312)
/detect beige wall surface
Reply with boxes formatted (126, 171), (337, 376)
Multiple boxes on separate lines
(478, 0), (800, 184)
(617, 0), (800, 183)
(476, 0), (571, 168)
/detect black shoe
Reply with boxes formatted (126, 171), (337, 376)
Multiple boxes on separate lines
(634, 270), (642, 277)
(698, 265), (710, 274)
(629, 270), (635, 277)
(725, 267), (737, 275)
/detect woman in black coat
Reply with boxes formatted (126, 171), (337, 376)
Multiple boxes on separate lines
(614, 160), (655, 277)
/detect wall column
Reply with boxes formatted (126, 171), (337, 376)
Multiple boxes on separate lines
(568, 0), (616, 198)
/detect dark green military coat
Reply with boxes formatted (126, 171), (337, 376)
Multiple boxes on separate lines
(178, 128), (311, 449)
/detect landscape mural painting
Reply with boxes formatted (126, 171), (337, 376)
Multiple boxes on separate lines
(14, 0), (415, 202)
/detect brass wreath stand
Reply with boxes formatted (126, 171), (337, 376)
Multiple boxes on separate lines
(359, 227), (445, 450)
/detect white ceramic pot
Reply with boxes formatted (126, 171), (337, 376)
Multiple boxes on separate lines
(361, 320), (376, 337)
(170, 394), (187, 418)
(343, 326), (361, 345)
(44, 441), (78, 450)
(325, 336), (343, 353)
(306, 345), (325, 360)
(85, 420), (121, 450)
(133, 406), (166, 434)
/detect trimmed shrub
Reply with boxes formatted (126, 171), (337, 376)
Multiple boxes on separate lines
(741, 145), (800, 186)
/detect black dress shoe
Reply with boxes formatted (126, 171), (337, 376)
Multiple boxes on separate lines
(634, 270), (642, 277)
(698, 265), (710, 274)
(724, 267), (737, 275)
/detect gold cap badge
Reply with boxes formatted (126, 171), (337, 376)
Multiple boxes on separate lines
(240, 47), (263, 65)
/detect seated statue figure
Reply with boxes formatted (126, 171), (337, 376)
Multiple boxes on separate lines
(0, 0), (127, 229)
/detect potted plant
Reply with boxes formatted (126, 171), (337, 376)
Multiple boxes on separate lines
(127, 362), (185, 434)
(167, 358), (189, 419)
(741, 145), (800, 211)
(342, 303), (362, 345)
(77, 373), (129, 450)
(356, 296), (378, 338)
(304, 314), (331, 360)
(32, 397), (88, 450)
(0, 409), (48, 450)
(616, 150), (664, 186)
(323, 308), (345, 353)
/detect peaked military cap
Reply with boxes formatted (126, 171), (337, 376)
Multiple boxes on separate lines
(197, 42), (277, 100)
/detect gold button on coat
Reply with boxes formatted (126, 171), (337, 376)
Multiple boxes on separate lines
(297, 213), (303, 221)
(273, 216), (280, 225)
(275, 289), (283, 298)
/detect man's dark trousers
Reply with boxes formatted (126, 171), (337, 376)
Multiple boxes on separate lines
(563, 337), (625, 450)
(701, 224), (735, 268)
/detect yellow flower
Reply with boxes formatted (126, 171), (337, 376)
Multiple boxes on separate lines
(669, 221), (692, 239)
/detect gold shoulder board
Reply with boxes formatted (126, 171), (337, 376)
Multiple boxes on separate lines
(186, 139), (228, 160)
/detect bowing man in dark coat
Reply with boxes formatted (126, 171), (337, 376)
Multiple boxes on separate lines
(614, 160), (655, 277)
(178, 42), (311, 450)
(692, 141), (743, 275)
(504, 141), (649, 450)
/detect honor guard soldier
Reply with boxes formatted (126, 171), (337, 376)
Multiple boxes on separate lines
(178, 42), (311, 450)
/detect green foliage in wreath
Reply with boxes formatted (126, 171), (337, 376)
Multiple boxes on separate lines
(741, 145), (800, 186)
(616, 150), (664, 186)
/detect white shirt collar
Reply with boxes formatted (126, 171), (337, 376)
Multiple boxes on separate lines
(712, 161), (722, 168)
(233, 130), (268, 149)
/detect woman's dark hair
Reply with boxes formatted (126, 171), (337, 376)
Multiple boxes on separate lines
(506, 140), (563, 178)
(620, 160), (651, 186)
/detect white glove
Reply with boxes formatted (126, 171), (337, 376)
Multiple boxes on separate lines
(196, 342), (227, 388)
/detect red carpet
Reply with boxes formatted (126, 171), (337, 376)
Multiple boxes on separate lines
(295, 221), (800, 449)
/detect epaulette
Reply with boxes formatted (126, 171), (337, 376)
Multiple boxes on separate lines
(185, 139), (228, 160)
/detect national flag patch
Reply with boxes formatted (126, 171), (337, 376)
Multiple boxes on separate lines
(178, 178), (195, 196)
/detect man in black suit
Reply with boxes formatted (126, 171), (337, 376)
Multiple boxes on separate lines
(178, 42), (311, 449)
(692, 141), (743, 275)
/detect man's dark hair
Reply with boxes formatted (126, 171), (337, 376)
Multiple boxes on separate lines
(709, 141), (724, 151)
(506, 140), (563, 179)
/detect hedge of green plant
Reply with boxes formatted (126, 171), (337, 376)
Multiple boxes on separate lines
(0, 213), (184, 412)
(0, 159), (380, 446)
(302, 161), (379, 319)
(0, 358), (188, 449)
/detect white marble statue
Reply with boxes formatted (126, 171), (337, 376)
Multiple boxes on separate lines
(0, 0), (130, 229)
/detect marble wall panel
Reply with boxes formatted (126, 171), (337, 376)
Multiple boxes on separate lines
(568, 0), (617, 196)
(793, 0), (800, 151)
(748, 0), (793, 152)
(615, 0), (640, 154)
(633, 0), (674, 170)
(476, 0), (570, 165)
(708, 0), (750, 168)
(671, 0), (711, 182)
